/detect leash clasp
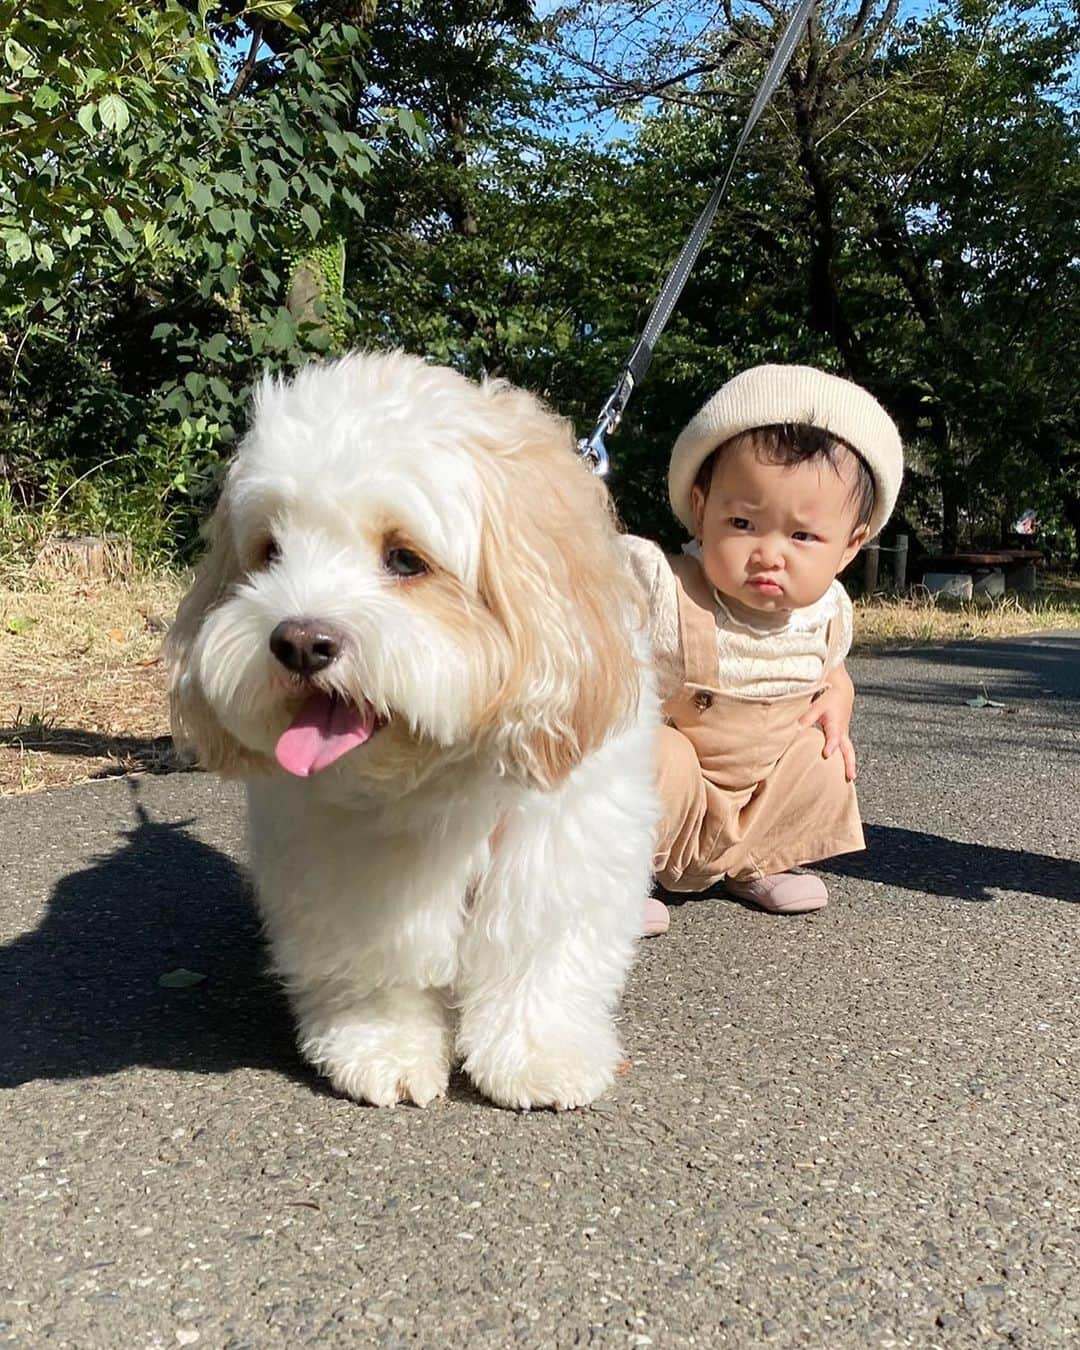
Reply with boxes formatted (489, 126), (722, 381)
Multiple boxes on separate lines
(577, 374), (634, 477)
(578, 418), (611, 477)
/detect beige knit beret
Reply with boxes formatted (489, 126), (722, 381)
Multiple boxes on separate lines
(668, 364), (904, 541)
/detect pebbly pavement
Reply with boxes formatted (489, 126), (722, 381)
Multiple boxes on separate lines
(1, 635), (1078, 1349)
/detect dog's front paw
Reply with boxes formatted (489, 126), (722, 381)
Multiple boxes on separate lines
(321, 1048), (449, 1108)
(462, 1024), (619, 1111)
(298, 1004), (450, 1108)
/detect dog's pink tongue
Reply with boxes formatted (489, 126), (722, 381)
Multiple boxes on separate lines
(275, 693), (375, 777)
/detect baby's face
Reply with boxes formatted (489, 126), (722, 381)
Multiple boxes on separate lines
(691, 440), (868, 613)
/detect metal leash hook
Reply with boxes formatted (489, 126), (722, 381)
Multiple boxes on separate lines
(577, 372), (634, 478)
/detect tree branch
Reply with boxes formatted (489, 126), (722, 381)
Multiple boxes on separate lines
(228, 22), (264, 101)
(558, 46), (741, 106)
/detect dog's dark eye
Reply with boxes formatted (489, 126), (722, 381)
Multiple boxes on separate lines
(385, 547), (429, 578)
(261, 537), (281, 566)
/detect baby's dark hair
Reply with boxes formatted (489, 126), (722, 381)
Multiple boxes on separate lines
(694, 422), (876, 529)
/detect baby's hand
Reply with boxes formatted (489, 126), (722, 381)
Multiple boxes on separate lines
(799, 664), (857, 782)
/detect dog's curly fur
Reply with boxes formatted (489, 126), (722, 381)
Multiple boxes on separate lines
(167, 352), (659, 1109)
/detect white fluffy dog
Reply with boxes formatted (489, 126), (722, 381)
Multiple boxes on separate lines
(167, 351), (659, 1110)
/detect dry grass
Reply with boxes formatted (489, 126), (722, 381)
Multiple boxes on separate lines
(2, 553), (1078, 796)
(0, 562), (186, 795)
(852, 576), (1080, 651)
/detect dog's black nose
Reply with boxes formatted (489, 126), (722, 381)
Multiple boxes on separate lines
(269, 619), (343, 676)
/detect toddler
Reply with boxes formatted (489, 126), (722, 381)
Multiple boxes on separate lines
(625, 365), (903, 933)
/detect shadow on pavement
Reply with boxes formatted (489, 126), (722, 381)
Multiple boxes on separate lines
(819, 823), (1080, 904)
(0, 787), (303, 1089)
(875, 635), (1080, 701)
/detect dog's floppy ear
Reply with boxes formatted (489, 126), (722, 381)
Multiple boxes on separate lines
(475, 385), (641, 791)
(165, 492), (262, 776)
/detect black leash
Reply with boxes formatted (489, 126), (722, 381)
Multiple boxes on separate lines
(578, 0), (817, 475)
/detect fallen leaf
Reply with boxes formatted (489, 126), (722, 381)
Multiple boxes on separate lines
(135, 656), (160, 668)
(158, 968), (206, 989)
(966, 683), (1006, 709)
(4, 615), (36, 636)
(108, 628), (126, 642)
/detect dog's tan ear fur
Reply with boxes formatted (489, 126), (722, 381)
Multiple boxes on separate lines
(165, 495), (262, 777)
(474, 384), (642, 791)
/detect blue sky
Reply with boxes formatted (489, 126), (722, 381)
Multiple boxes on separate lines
(538, 0), (1077, 139)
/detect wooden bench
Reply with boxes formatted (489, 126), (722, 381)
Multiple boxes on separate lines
(919, 550), (1042, 597)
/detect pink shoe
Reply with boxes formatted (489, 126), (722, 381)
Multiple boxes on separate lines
(725, 871), (828, 914)
(642, 895), (670, 936)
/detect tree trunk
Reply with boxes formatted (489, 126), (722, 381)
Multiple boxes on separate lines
(446, 110), (478, 238)
(787, 45), (871, 382)
(1062, 488), (1080, 558)
(941, 481), (962, 554)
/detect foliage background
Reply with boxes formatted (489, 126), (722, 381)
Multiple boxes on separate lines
(2, 0), (1077, 565)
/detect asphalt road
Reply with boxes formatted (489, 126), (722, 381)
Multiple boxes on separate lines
(2, 635), (1078, 1349)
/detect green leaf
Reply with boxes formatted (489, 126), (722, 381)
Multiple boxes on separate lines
(32, 85), (61, 111)
(193, 42), (217, 84)
(202, 332), (228, 360)
(278, 120), (304, 156)
(247, 1), (308, 33)
(162, 386), (192, 417)
(157, 968), (206, 989)
(4, 39), (31, 72)
(967, 683), (1006, 710)
(267, 307), (296, 351)
(216, 171), (244, 197)
(299, 203), (320, 238)
(101, 205), (126, 240)
(155, 7), (190, 39)
(76, 102), (97, 136)
(232, 208), (253, 244)
(98, 92), (130, 133)
(4, 615), (36, 635)
(209, 206), (232, 235)
(5, 232), (33, 265)
(305, 172), (332, 206)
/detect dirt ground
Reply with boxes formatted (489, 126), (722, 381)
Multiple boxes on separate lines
(2, 565), (1078, 795)
(0, 570), (184, 795)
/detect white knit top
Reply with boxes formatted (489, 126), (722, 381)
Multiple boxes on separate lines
(623, 535), (853, 699)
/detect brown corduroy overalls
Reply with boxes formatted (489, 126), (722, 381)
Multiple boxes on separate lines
(654, 554), (865, 892)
